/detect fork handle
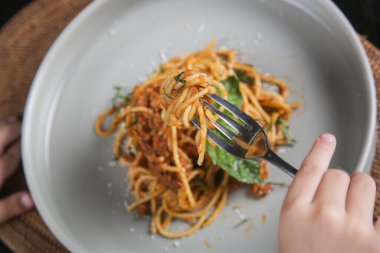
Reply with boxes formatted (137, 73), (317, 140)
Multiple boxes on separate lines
(264, 149), (298, 178)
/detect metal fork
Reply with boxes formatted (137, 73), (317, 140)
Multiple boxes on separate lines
(192, 94), (298, 178)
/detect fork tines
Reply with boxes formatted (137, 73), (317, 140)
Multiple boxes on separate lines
(191, 118), (245, 157)
(206, 94), (262, 130)
(191, 94), (265, 158)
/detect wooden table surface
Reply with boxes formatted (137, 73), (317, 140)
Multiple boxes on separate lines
(0, 0), (379, 252)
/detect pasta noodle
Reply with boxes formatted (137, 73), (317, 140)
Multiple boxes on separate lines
(95, 41), (298, 238)
(161, 69), (227, 165)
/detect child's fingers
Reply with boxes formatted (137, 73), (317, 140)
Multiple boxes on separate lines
(0, 117), (21, 156)
(346, 172), (376, 223)
(0, 192), (33, 224)
(284, 133), (336, 204)
(0, 141), (21, 187)
(312, 169), (350, 210)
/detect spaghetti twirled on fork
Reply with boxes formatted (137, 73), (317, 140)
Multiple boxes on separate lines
(95, 41), (298, 238)
(161, 69), (228, 165)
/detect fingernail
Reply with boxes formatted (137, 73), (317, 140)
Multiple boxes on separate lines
(6, 116), (18, 124)
(20, 194), (34, 209)
(320, 133), (336, 143)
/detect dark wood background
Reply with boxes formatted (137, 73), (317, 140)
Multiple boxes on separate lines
(0, 0), (379, 252)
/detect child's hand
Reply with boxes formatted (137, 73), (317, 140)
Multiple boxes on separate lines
(280, 133), (379, 253)
(0, 117), (33, 224)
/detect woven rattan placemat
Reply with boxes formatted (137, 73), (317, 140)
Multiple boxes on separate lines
(0, 0), (379, 252)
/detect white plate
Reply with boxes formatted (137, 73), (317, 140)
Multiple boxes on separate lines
(23, 0), (375, 252)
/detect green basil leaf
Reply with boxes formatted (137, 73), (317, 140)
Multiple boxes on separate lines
(206, 142), (262, 184)
(206, 75), (262, 183)
(221, 76), (243, 108)
(234, 69), (253, 85)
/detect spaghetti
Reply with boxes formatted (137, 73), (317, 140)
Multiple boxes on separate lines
(161, 69), (227, 165)
(95, 41), (298, 238)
